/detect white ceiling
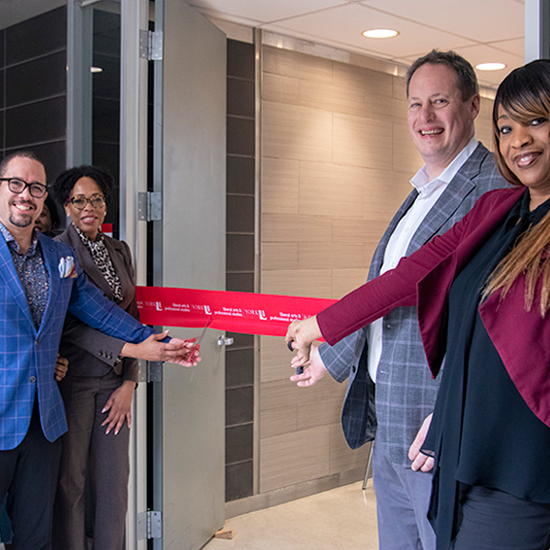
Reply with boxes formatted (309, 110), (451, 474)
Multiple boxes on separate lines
(188, 0), (526, 89)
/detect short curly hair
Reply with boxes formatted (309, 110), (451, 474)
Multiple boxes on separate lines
(50, 165), (114, 206)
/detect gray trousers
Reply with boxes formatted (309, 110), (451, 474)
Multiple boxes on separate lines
(53, 371), (130, 550)
(373, 441), (436, 550)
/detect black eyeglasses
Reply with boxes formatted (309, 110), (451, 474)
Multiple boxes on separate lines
(67, 194), (106, 210)
(0, 177), (48, 199)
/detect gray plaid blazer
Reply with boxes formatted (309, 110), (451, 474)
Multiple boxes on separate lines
(319, 143), (509, 466)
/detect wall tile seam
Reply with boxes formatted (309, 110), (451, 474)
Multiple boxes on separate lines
(225, 458), (254, 467)
(226, 422), (254, 430)
(92, 96), (121, 103)
(3, 48), (67, 70)
(262, 67), (333, 80)
(227, 113), (254, 122)
(93, 52), (122, 61)
(226, 192), (255, 197)
(226, 382), (255, 390)
(262, 99), (405, 126)
(258, 421), (339, 437)
(5, 93), (66, 111)
(227, 153), (254, 159)
(4, 138), (66, 149)
(227, 75), (255, 84)
(265, 81), (406, 105)
(226, 420), (254, 429)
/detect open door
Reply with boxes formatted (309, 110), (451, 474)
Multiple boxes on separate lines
(150, 1), (226, 549)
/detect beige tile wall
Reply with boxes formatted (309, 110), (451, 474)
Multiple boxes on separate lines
(259, 45), (494, 494)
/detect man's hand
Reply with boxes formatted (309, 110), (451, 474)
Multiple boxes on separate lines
(290, 344), (328, 387)
(101, 380), (136, 435)
(408, 413), (434, 472)
(54, 355), (69, 381)
(121, 331), (198, 364)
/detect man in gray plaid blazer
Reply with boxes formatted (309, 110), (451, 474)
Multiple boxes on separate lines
(291, 50), (508, 549)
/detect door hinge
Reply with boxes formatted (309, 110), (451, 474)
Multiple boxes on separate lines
(137, 510), (162, 540)
(144, 361), (163, 383)
(140, 30), (163, 60)
(138, 191), (162, 222)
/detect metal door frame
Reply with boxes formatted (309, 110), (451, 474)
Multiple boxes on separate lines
(119, 2), (150, 548)
(149, 1), (226, 548)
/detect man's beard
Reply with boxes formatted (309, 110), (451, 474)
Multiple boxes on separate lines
(9, 206), (34, 228)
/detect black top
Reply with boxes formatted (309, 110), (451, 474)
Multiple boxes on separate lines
(423, 189), (550, 549)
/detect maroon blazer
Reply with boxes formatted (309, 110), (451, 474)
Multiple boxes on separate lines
(318, 186), (550, 428)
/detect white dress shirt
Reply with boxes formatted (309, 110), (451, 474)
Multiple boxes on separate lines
(367, 137), (479, 382)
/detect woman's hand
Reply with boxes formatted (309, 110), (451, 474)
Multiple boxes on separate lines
(171, 339), (202, 367)
(101, 380), (136, 435)
(54, 355), (69, 381)
(122, 332), (201, 367)
(285, 316), (322, 364)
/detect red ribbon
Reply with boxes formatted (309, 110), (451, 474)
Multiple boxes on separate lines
(135, 286), (336, 337)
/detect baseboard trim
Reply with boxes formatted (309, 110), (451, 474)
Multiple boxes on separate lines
(225, 466), (368, 519)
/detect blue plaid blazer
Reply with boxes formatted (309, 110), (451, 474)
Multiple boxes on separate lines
(0, 232), (155, 450)
(319, 143), (509, 466)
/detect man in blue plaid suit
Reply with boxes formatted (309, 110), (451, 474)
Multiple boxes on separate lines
(0, 151), (194, 549)
(290, 51), (509, 549)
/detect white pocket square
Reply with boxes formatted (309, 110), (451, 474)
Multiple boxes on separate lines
(58, 256), (77, 279)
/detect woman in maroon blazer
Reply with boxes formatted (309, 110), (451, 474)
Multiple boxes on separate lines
(288, 60), (550, 550)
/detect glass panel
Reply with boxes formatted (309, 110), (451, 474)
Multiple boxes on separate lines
(91, 5), (121, 237)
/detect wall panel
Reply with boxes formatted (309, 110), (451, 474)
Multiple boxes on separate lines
(256, 43), (495, 507)
(225, 39), (256, 502)
(0, 6), (67, 182)
(259, 44), (422, 498)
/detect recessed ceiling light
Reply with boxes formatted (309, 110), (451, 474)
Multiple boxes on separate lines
(362, 29), (399, 39)
(90, 66), (103, 73)
(475, 62), (506, 71)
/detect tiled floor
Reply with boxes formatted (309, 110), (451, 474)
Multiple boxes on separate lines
(0, 482), (378, 550)
(204, 481), (378, 550)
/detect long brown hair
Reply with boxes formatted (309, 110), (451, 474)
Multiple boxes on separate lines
(485, 60), (550, 316)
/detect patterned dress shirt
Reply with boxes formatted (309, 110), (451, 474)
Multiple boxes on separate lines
(0, 223), (49, 329)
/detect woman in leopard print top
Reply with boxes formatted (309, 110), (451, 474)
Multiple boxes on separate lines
(51, 165), (144, 550)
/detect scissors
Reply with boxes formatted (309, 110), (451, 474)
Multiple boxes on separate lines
(188, 315), (213, 359)
(287, 340), (303, 375)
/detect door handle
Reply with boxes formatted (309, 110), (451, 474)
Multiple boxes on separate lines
(217, 335), (234, 346)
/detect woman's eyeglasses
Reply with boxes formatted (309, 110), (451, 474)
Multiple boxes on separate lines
(0, 177), (48, 199)
(67, 194), (106, 210)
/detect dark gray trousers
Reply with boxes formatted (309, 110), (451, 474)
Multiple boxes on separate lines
(0, 400), (62, 550)
(53, 372), (130, 550)
(452, 486), (550, 550)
